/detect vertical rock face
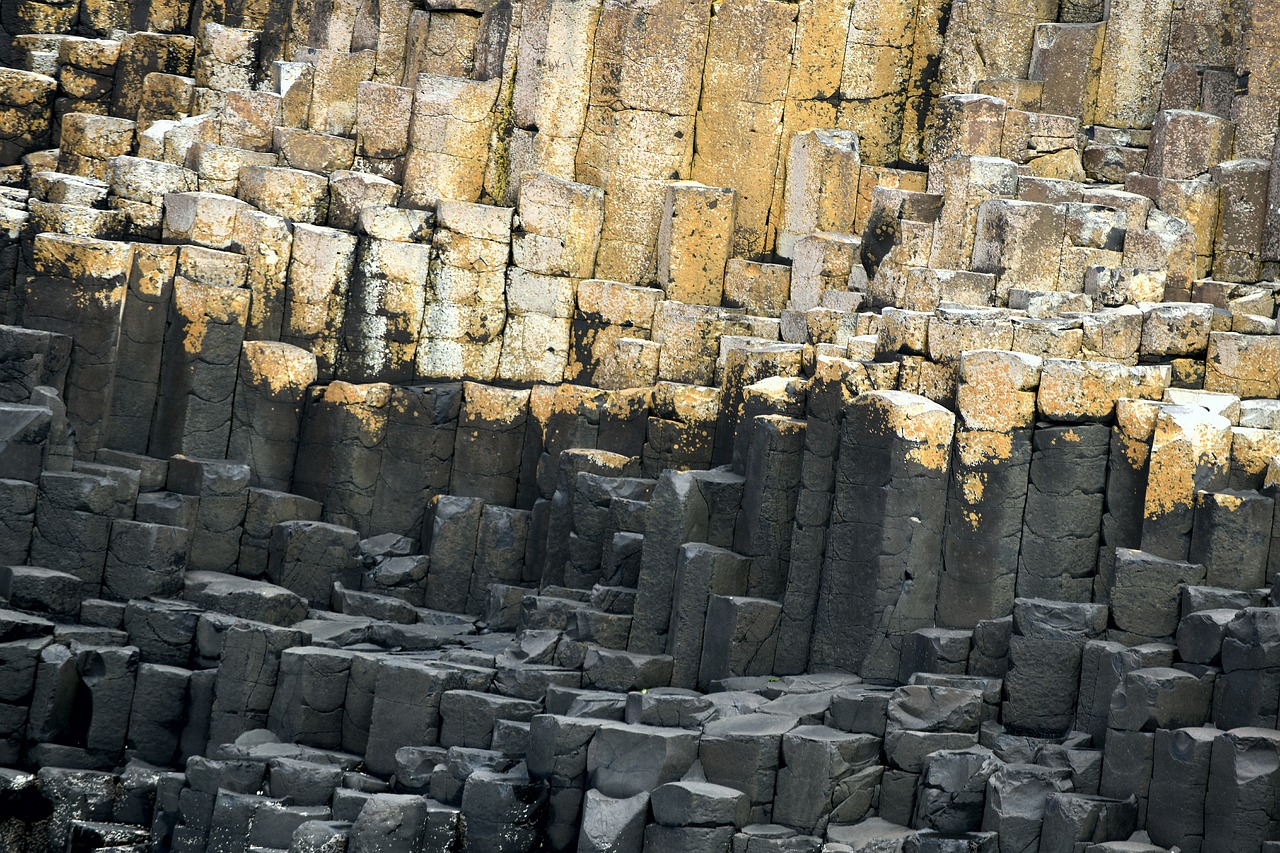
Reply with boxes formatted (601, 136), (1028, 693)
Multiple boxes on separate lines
(812, 391), (954, 680)
(10, 0), (1280, 849)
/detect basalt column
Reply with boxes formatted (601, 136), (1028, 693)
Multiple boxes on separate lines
(811, 390), (955, 681)
(937, 350), (1039, 628)
(774, 357), (857, 675)
(1017, 421), (1111, 601)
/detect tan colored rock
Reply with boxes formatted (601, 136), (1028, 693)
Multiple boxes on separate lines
(228, 341), (318, 490)
(1140, 303), (1214, 357)
(274, 127), (356, 174)
(1122, 223), (1197, 301)
(1094, 0), (1173, 128)
(898, 0), (950, 165)
(282, 224), (359, 379)
(594, 337), (662, 390)
(577, 279), (660, 331)
(506, 268), (577, 319)
(369, 0), (414, 84)
(1037, 358), (1170, 421)
(108, 156), (197, 207)
(402, 73), (501, 209)
(927, 154), (1019, 271)
(497, 312), (572, 384)
(956, 349), (1042, 432)
(760, 0), (848, 241)
(514, 171), (605, 279)
(1229, 426), (1280, 489)
(237, 165), (330, 224)
(57, 113), (135, 180)
(1230, 1), (1280, 159)
(1142, 405), (1232, 559)
(1010, 316), (1084, 358)
(576, 107), (695, 284)
(653, 301), (754, 385)
(656, 181), (735, 306)
(928, 94), (1005, 161)
(195, 23), (258, 91)
(355, 81), (413, 171)
(1145, 110), (1234, 180)
(778, 129), (860, 258)
(357, 206), (434, 242)
(328, 171), (402, 232)
(690, 0), (795, 257)
(971, 200), (1067, 303)
(177, 245), (249, 290)
(513, 0), (601, 178)
(901, 268), (995, 312)
(790, 233), (861, 312)
(185, 142), (278, 196)
(839, 0), (921, 160)
(854, 166), (928, 235)
(723, 260), (790, 317)
(589, 0), (709, 117)
(1205, 331), (1280, 398)
(219, 89), (282, 153)
(273, 61), (314, 129)
(162, 191), (252, 249)
(877, 307), (931, 357)
(1083, 267), (1167, 307)
(300, 48), (376, 138)
(232, 208), (293, 343)
(338, 236), (433, 383)
(927, 308), (1015, 364)
(1079, 306), (1143, 363)
(411, 11), (481, 78)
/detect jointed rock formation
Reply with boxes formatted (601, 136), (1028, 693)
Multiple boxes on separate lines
(1, 0), (1280, 849)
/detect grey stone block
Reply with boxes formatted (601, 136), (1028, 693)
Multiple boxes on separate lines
(586, 722), (699, 798)
(651, 780), (750, 828)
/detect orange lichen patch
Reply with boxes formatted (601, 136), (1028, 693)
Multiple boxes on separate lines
(321, 381), (392, 444)
(859, 390), (956, 471)
(129, 246), (179, 299)
(1116, 398), (1164, 468)
(460, 381), (530, 425)
(956, 381), (1036, 432)
(323, 380), (391, 408)
(1230, 427), (1280, 479)
(960, 471), (987, 504)
(1205, 332), (1280, 399)
(173, 281), (250, 354)
(1038, 359), (1170, 422)
(1060, 429), (1081, 443)
(1208, 491), (1246, 511)
(32, 232), (134, 282)
(956, 429), (1015, 466)
(1264, 458), (1280, 490)
(655, 381), (720, 422)
(1143, 407), (1232, 519)
(242, 341), (318, 397)
(956, 350), (1042, 431)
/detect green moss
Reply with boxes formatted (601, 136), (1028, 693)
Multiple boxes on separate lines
(489, 57), (519, 206)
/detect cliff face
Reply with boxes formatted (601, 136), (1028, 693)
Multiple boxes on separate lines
(2, 0), (1280, 849)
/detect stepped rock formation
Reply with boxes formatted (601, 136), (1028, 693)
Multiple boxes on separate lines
(3, 0), (1280, 849)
